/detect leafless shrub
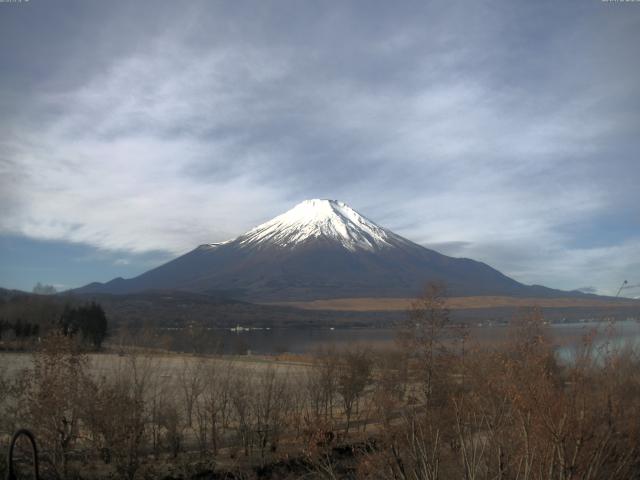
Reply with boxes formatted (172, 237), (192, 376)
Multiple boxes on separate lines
(23, 334), (87, 478)
(157, 396), (184, 459)
(81, 352), (161, 479)
(357, 409), (443, 480)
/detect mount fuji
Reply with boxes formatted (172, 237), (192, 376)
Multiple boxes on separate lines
(75, 199), (578, 301)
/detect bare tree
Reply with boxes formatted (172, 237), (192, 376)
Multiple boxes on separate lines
(369, 348), (409, 432)
(252, 365), (291, 463)
(229, 373), (254, 457)
(337, 348), (372, 434)
(24, 333), (87, 478)
(178, 357), (204, 428)
(399, 282), (451, 407)
(199, 358), (235, 455)
(305, 347), (340, 427)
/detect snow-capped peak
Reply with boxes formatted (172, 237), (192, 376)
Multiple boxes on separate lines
(237, 199), (401, 251)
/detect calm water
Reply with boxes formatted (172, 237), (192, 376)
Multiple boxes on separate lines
(185, 319), (640, 356)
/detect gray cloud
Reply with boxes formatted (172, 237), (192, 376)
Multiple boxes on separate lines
(0, 0), (639, 295)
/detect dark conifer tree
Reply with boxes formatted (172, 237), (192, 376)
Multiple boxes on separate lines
(59, 302), (108, 349)
(14, 318), (24, 338)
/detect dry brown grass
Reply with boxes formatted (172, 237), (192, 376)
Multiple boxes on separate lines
(266, 295), (640, 311)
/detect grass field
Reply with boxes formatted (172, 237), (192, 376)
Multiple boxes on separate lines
(267, 295), (640, 312)
(0, 350), (312, 385)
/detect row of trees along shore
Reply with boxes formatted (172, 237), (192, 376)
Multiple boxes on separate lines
(1, 284), (640, 479)
(0, 300), (108, 350)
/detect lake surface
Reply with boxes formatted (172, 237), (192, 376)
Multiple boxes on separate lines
(176, 319), (640, 356)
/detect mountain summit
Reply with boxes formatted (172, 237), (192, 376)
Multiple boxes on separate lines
(75, 200), (575, 301)
(236, 199), (407, 252)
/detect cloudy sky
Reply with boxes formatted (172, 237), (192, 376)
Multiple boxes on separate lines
(1, 0), (639, 297)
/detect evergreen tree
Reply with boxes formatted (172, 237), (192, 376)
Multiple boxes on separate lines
(14, 318), (24, 338)
(59, 304), (80, 337)
(59, 302), (108, 349)
(81, 302), (108, 349)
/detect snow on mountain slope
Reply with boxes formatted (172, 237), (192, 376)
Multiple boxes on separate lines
(237, 199), (406, 251)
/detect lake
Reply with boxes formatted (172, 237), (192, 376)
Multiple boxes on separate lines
(167, 319), (640, 356)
